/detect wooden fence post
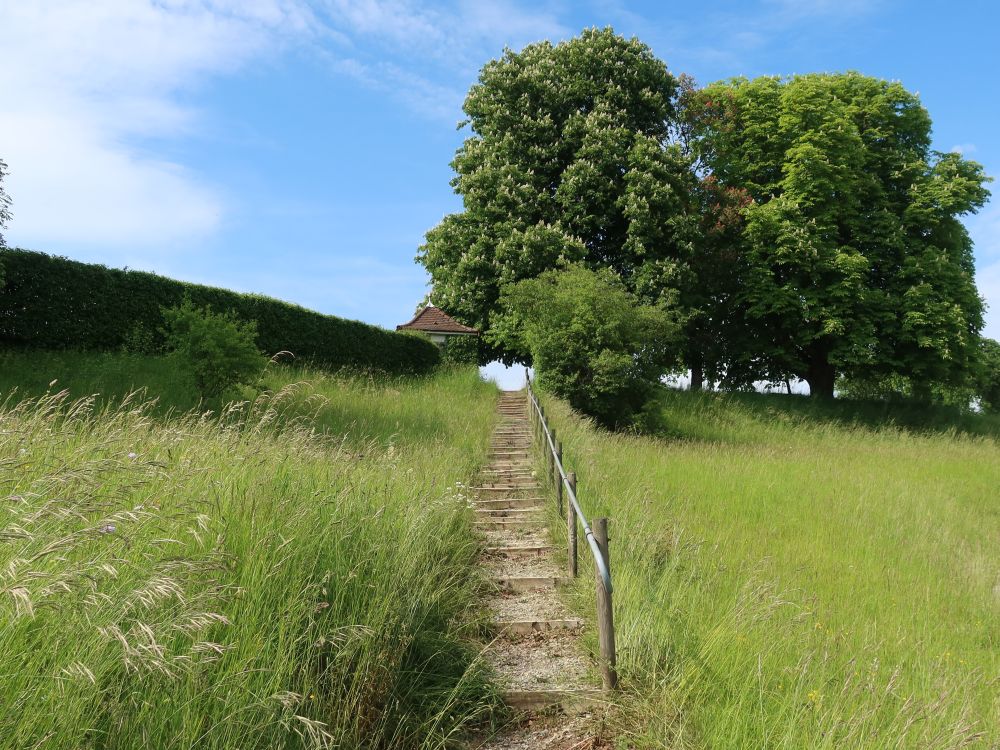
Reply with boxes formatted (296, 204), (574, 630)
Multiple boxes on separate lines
(555, 441), (564, 514)
(594, 517), (617, 691)
(547, 427), (556, 483)
(567, 472), (577, 578)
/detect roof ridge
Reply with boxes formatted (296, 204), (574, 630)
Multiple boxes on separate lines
(397, 305), (479, 335)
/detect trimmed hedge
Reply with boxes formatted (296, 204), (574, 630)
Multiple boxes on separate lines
(0, 249), (440, 375)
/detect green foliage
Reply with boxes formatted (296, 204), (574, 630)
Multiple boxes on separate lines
(440, 334), (481, 365)
(418, 28), (692, 361)
(0, 366), (500, 749)
(540, 389), (1000, 747)
(0, 248), (440, 375)
(491, 265), (680, 427)
(162, 299), (265, 397)
(686, 72), (992, 397)
(976, 337), (1000, 413)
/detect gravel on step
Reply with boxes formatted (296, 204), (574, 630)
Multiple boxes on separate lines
(482, 553), (562, 579)
(478, 527), (549, 547)
(486, 631), (590, 691)
(489, 588), (574, 622)
(471, 713), (600, 750)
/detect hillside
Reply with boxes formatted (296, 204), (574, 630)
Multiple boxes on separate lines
(542, 389), (1000, 748)
(0, 356), (502, 749)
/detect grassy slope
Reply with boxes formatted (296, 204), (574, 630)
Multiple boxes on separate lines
(543, 389), (1000, 749)
(0, 352), (500, 749)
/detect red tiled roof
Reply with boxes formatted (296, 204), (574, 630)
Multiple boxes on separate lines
(396, 305), (479, 335)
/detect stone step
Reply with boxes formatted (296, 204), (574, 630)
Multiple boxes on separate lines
(491, 619), (584, 636)
(501, 689), (605, 714)
(494, 576), (566, 593)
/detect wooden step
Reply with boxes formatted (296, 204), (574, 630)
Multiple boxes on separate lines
(470, 485), (542, 493)
(492, 619), (584, 636)
(485, 544), (553, 558)
(474, 508), (542, 519)
(501, 689), (605, 714)
(494, 576), (565, 593)
(474, 519), (544, 530)
(475, 496), (545, 506)
(473, 498), (542, 510)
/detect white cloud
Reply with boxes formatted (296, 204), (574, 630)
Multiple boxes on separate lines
(951, 143), (978, 155)
(0, 0), (316, 248)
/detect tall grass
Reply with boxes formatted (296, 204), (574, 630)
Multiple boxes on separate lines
(1, 364), (500, 749)
(542, 389), (1000, 749)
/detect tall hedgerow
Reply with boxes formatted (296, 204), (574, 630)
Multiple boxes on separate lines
(0, 248), (439, 375)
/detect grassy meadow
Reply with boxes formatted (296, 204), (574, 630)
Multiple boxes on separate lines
(542, 389), (1000, 749)
(0, 352), (501, 749)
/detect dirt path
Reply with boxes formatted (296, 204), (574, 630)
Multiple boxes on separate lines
(468, 391), (605, 749)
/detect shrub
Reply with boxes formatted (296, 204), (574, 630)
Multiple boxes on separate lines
(441, 334), (481, 365)
(162, 300), (265, 397)
(0, 248), (440, 375)
(490, 264), (682, 427)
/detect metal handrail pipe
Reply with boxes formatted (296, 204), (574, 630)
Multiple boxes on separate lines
(525, 372), (613, 594)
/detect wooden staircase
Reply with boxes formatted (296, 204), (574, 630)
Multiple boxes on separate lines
(471, 391), (602, 745)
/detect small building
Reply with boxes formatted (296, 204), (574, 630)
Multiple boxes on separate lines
(396, 305), (479, 346)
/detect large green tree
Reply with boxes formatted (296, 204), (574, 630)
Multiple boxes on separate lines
(418, 28), (692, 363)
(687, 73), (991, 397)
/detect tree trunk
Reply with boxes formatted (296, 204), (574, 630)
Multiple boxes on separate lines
(690, 363), (704, 392)
(805, 358), (836, 399)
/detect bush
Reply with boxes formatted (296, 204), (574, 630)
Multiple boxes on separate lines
(162, 299), (265, 397)
(490, 265), (681, 427)
(441, 334), (481, 365)
(0, 248), (440, 375)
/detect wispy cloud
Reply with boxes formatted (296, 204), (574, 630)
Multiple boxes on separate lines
(951, 143), (978, 155)
(313, 0), (570, 121)
(0, 0), (318, 249)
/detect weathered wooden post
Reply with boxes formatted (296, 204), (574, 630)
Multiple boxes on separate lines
(555, 440), (564, 514)
(567, 472), (578, 578)
(547, 426), (556, 483)
(593, 517), (617, 690)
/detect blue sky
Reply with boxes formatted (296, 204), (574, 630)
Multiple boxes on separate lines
(2, 1), (999, 375)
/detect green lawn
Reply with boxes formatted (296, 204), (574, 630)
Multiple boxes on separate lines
(0, 351), (501, 749)
(543, 389), (1000, 749)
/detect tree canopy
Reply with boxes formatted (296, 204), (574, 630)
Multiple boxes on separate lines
(686, 73), (991, 397)
(419, 30), (992, 407)
(418, 28), (692, 363)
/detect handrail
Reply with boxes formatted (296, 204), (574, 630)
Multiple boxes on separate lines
(525, 371), (613, 595)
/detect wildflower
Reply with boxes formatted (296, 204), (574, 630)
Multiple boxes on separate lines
(128, 452), (138, 460)
(98, 524), (116, 534)
(807, 690), (822, 706)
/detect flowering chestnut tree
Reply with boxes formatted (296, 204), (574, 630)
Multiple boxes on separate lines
(418, 28), (693, 364)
